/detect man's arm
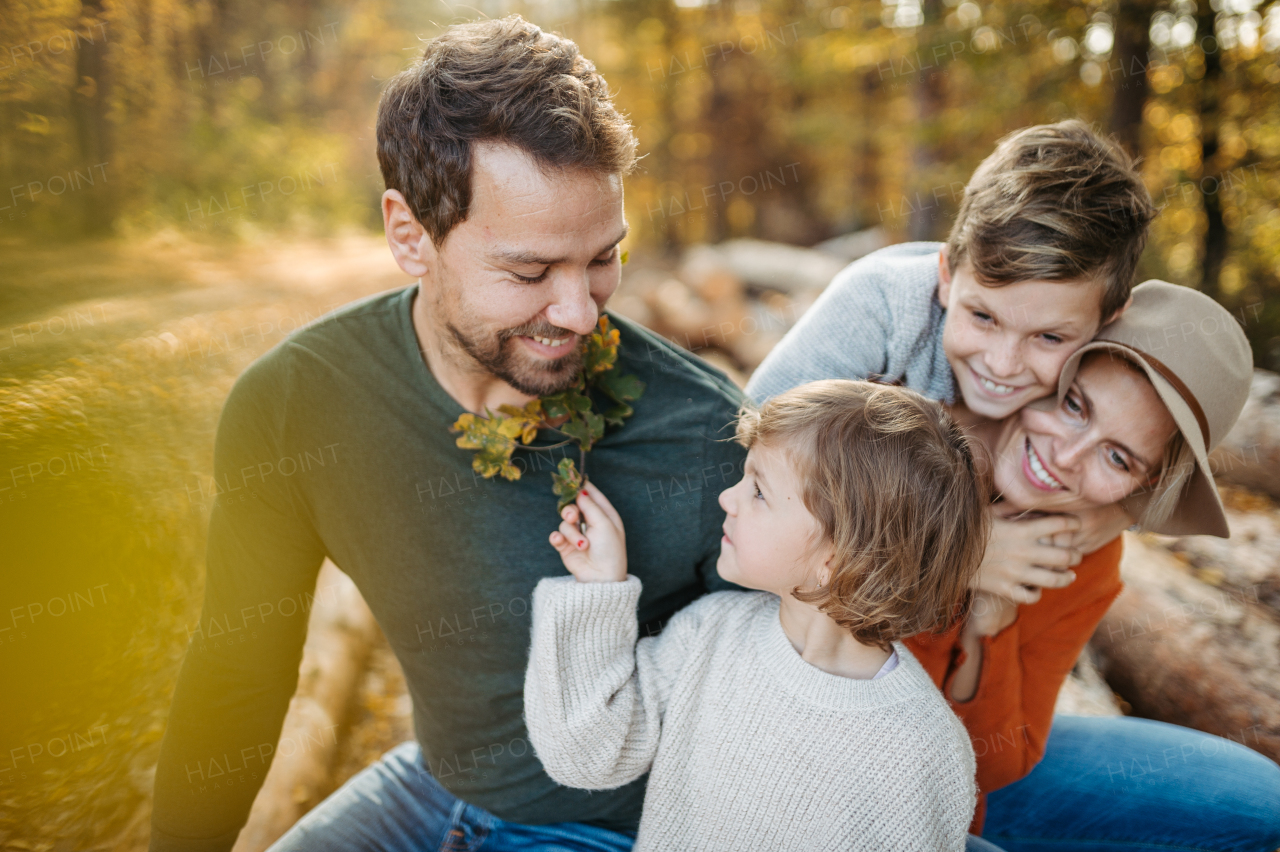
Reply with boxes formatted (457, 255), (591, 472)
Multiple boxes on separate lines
(150, 353), (326, 851)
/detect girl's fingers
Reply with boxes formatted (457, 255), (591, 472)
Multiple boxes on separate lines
(549, 530), (574, 556)
(574, 490), (612, 531)
(581, 482), (623, 529)
(558, 519), (589, 550)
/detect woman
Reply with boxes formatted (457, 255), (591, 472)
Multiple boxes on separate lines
(905, 280), (1280, 851)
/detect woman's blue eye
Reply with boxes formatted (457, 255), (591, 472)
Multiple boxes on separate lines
(1063, 393), (1083, 415)
(1108, 449), (1130, 472)
(753, 482), (764, 500)
(1041, 333), (1064, 344)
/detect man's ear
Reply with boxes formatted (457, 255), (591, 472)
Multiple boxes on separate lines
(383, 189), (436, 279)
(1100, 293), (1134, 328)
(937, 245), (953, 305)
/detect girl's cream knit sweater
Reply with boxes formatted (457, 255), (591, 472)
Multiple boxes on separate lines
(524, 575), (977, 851)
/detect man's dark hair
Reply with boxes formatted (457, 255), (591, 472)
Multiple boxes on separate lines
(376, 16), (637, 245)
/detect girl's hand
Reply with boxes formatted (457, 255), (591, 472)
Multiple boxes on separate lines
(1069, 503), (1132, 555)
(549, 481), (628, 583)
(965, 591), (1021, 639)
(972, 513), (1081, 605)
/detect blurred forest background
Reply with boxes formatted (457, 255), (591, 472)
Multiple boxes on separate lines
(2, 0), (1279, 846)
(4, 0), (1280, 358)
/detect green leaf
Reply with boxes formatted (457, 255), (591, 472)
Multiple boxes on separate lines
(559, 418), (593, 448)
(596, 370), (646, 404)
(542, 395), (571, 421)
(602, 402), (632, 426)
(583, 409), (605, 442)
(552, 458), (584, 512)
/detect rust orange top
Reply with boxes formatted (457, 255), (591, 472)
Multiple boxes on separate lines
(904, 536), (1125, 834)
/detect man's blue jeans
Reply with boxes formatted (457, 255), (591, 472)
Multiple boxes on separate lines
(267, 741), (637, 851)
(267, 740), (995, 851)
(270, 715), (1280, 851)
(982, 715), (1280, 851)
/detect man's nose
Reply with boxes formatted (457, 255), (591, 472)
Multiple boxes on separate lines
(544, 270), (600, 337)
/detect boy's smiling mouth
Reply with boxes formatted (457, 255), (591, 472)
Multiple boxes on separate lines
(971, 367), (1025, 398)
(1023, 437), (1066, 491)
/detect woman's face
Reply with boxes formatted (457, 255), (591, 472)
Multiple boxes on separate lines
(990, 353), (1179, 513)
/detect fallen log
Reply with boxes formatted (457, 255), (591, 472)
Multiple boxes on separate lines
(1090, 533), (1280, 763)
(230, 560), (381, 852)
(681, 239), (847, 295)
(1155, 495), (1280, 615)
(1210, 370), (1280, 500)
(1053, 646), (1123, 717)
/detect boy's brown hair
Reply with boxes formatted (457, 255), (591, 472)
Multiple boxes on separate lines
(376, 16), (637, 246)
(734, 380), (991, 650)
(945, 119), (1157, 319)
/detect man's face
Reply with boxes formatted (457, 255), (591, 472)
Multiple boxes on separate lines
(422, 141), (627, 397)
(939, 256), (1107, 420)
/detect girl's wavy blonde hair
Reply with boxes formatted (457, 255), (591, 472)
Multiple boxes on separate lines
(734, 380), (992, 650)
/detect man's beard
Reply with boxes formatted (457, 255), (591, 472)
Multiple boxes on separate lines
(445, 315), (589, 398)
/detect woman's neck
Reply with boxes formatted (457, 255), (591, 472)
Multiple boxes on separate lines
(776, 594), (891, 680)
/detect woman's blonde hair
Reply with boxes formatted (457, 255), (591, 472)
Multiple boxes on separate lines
(734, 380), (991, 650)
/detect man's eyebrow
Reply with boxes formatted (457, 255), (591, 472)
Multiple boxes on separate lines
(487, 226), (629, 267)
(1078, 383), (1154, 472)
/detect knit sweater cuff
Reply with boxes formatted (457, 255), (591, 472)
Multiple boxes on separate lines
(531, 575), (643, 646)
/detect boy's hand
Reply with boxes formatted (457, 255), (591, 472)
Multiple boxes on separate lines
(973, 513), (1080, 604)
(549, 481), (628, 583)
(965, 590), (1021, 638)
(1069, 503), (1132, 554)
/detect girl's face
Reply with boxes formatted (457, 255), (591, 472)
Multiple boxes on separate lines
(716, 440), (832, 595)
(989, 354), (1178, 513)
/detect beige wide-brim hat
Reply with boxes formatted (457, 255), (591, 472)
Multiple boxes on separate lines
(1049, 280), (1253, 538)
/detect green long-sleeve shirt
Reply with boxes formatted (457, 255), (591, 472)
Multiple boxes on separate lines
(149, 284), (748, 850)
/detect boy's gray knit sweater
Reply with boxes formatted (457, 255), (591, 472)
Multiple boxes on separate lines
(745, 242), (956, 405)
(525, 576), (977, 852)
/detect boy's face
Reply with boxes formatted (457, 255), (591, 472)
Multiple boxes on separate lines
(716, 440), (831, 595)
(938, 252), (1108, 421)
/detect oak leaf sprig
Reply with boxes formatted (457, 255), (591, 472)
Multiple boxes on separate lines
(450, 315), (645, 511)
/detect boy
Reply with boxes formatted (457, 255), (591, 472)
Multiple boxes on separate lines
(746, 120), (1156, 427)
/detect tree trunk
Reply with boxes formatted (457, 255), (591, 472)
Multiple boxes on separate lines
(1109, 0), (1156, 158)
(1090, 534), (1280, 764)
(1197, 10), (1228, 301)
(71, 0), (114, 235)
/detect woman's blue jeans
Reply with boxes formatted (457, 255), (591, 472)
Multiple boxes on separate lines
(981, 715), (1280, 851)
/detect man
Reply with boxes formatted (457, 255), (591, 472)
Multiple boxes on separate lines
(149, 16), (746, 851)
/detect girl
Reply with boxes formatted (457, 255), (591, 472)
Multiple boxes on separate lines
(524, 380), (989, 851)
